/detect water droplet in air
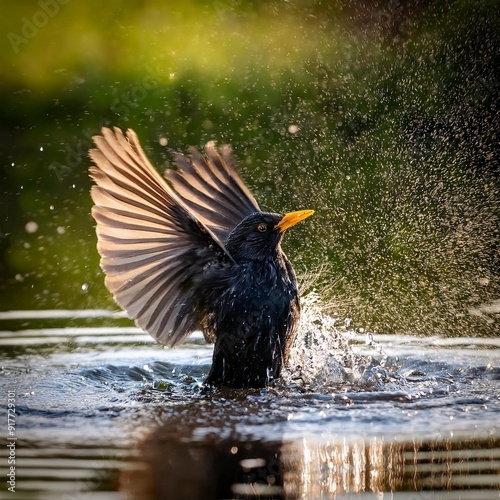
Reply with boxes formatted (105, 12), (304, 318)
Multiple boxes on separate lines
(25, 221), (38, 234)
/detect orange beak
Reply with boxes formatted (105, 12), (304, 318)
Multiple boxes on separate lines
(276, 210), (314, 233)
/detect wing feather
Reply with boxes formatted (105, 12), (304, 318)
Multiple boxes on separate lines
(165, 142), (260, 241)
(89, 127), (231, 346)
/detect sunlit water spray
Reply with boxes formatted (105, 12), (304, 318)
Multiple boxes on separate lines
(283, 291), (402, 392)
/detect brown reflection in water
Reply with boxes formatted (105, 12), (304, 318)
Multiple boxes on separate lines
(122, 422), (499, 499)
(122, 434), (284, 499)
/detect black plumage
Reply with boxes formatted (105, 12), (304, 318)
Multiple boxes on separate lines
(89, 127), (313, 388)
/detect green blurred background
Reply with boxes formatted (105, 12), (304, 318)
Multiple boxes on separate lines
(0, 0), (498, 336)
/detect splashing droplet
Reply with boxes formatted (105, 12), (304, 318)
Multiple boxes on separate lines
(25, 221), (38, 234)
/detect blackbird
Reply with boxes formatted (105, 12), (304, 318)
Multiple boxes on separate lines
(89, 127), (313, 388)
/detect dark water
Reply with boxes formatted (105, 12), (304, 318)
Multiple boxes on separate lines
(1, 304), (499, 499)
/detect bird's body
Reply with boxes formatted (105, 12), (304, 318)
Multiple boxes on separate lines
(203, 243), (299, 387)
(89, 128), (313, 388)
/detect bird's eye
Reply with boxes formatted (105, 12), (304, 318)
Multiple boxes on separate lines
(257, 223), (267, 232)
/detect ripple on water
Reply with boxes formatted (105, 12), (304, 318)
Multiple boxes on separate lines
(1, 307), (499, 498)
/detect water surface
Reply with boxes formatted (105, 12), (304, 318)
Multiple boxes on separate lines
(1, 307), (499, 499)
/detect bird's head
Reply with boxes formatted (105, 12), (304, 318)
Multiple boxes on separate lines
(225, 210), (314, 262)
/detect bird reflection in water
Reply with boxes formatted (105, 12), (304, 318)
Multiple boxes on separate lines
(121, 419), (500, 499)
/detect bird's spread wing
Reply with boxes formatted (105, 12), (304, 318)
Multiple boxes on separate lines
(165, 143), (260, 242)
(89, 127), (231, 346)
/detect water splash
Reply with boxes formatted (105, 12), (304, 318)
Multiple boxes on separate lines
(284, 292), (401, 391)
